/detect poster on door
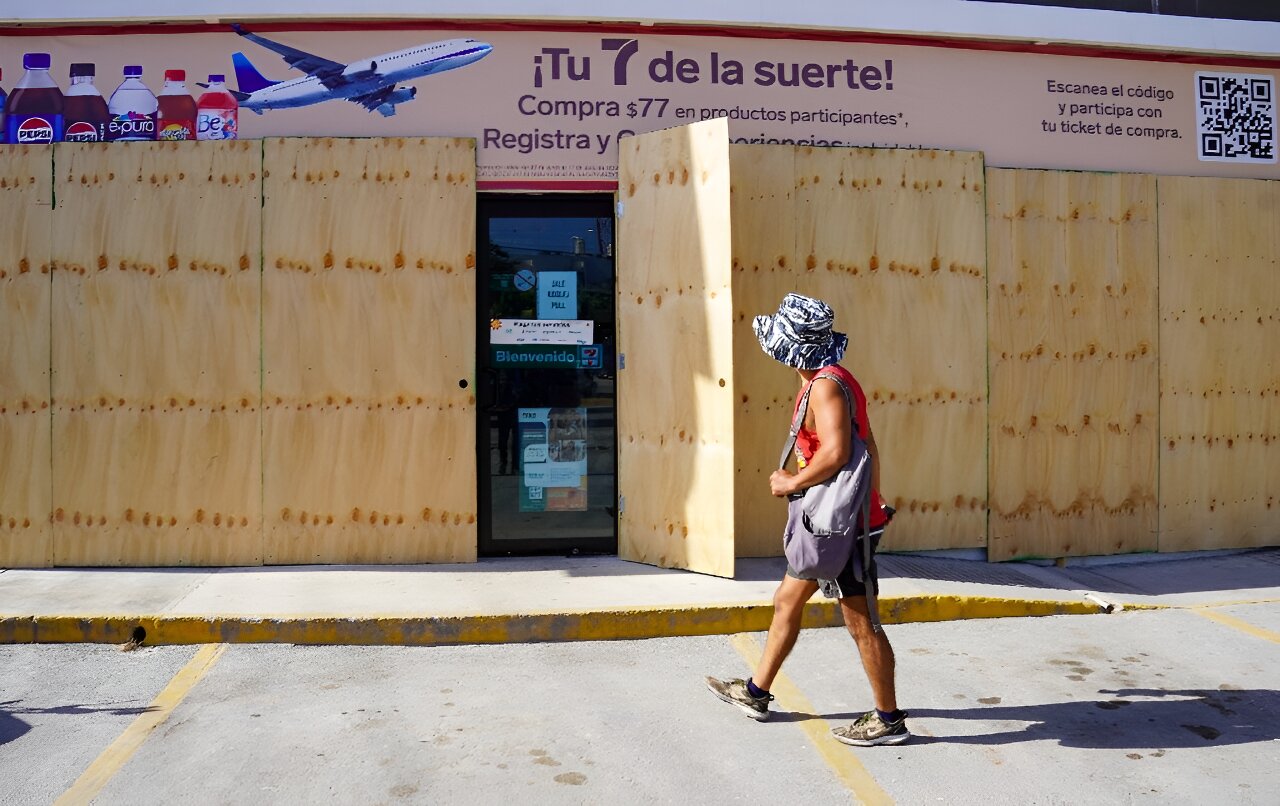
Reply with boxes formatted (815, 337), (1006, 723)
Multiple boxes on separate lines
(518, 407), (588, 512)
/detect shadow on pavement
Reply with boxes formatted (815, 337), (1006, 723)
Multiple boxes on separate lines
(878, 549), (1280, 598)
(805, 688), (1280, 749)
(0, 699), (157, 718)
(0, 709), (30, 746)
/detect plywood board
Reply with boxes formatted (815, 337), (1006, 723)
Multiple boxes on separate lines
(728, 144), (801, 557)
(791, 148), (988, 551)
(1158, 176), (1280, 552)
(262, 138), (477, 564)
(0, 146), (53, 567)
(617, 121), (735, 577)
(51, 141), (263, 566)
(986, 169), (1159, 561)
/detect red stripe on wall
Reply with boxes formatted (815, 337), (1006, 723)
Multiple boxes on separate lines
(477, 180), (618, 192)
(3, 19), (1278, 70)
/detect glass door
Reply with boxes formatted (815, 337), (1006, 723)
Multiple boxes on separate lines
(476, 195), (617, 555)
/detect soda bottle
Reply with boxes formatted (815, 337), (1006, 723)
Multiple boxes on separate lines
(106, 65), (157, 142)
(196, 75), (239, 141)
(63, 63), (110, 142)
(0, 68), (7, 144)
(157, 69), (197, 141)
(5, 53), (64, 145)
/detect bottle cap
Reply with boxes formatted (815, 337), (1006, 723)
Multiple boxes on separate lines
(208, 74), (226, 83)
(70, 63), (96, 78)
(164, 69), (186, 82)
(23, 53), (52, 70)
(123, 65), (143, 77)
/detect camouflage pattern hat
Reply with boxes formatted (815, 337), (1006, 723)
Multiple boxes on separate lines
(752, 293), (848, 370)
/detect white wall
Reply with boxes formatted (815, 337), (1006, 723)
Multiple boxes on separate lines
(4, 1), (1279, 59)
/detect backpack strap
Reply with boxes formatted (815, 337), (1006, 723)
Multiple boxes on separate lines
(778, 379), (813, 471)
(778, 372), (860, 471)
(859, 450), (879, 633)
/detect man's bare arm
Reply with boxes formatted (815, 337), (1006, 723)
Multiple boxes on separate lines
(769, 378), (851, 497)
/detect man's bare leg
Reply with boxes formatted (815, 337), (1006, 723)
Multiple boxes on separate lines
(752, 575), (820, 690)
(839, 594), (898, 712)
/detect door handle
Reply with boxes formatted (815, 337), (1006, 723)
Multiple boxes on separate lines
(478, 367), (498, 410)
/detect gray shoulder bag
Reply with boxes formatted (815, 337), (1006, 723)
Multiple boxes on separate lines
(779, 373), (880, 632)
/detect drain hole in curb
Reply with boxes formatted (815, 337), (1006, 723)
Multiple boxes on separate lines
(119, 625), (147, 652)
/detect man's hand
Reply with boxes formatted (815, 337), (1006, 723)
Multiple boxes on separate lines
(769, 469), (798, 497)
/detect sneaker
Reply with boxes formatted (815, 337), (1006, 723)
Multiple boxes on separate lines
(831, 710), (911, 746)
(706, 677), (773, 721)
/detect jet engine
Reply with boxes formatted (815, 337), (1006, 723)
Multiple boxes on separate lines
(341, 59), (379, 79)
(376, 86), (418, 117)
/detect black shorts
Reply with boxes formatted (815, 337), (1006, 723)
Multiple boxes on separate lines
(785, 526), (885, 599)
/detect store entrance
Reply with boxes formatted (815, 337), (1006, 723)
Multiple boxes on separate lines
(476, 195), (617, 556)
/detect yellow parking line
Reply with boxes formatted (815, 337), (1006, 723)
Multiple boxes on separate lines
(55, 643), (227, 805)
(729, 633), (894, 806)
(1194, 607), (1280, 645)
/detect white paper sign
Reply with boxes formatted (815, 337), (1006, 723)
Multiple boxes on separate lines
(523, 463), (549, 486)
(490, 319), (594, 345)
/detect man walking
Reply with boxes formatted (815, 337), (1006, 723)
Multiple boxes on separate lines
(707, 293), (908, 747)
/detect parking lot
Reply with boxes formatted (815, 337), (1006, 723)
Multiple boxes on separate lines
(3, 602), (1278, 805)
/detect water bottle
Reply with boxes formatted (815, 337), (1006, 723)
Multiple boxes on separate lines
(107, 65), (157, 141)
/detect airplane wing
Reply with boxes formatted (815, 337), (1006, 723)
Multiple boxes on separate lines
(232, 24), (347, 87)
(349, 86), (394, 112)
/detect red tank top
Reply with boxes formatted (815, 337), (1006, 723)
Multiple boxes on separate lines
(792, 364), (889, 529)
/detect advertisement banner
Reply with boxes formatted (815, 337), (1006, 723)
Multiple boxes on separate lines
(1, 25), (1275, 181)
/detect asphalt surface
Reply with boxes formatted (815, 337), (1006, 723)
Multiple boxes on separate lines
(3, 602), (1278, 805)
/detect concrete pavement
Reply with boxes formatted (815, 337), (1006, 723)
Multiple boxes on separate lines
(1, 548), (1277, 646)
(5, 605), (1280, 805)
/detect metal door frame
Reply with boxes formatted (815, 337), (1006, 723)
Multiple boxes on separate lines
(475, 193), (618, 557)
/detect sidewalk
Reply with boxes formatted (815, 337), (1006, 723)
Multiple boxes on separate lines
(1, 548), (1277, 646)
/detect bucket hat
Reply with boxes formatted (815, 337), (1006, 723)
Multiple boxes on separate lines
(752, 293), (848, 370)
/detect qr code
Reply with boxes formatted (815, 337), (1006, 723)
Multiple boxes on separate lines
(1196, 72), (1276, 163)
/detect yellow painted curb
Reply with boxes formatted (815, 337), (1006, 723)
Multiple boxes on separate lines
(0, 594), (1146, 646)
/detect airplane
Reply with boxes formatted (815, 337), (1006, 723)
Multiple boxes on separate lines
(224, 24), (493, 117)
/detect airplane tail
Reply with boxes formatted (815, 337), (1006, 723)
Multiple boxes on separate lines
(232, 51), (278, 94)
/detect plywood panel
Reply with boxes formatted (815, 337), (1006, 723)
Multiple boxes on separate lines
(617, 121), (735, 577)
(792, 148), (988, 551)
(986, 169), (1159, 561)
(0, 146), (53, 567)
(262, 138), (476, 564)
(51, 141), (262, 566)
(728, 144), (800, 557)
(1158, 176), (1280, 552)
